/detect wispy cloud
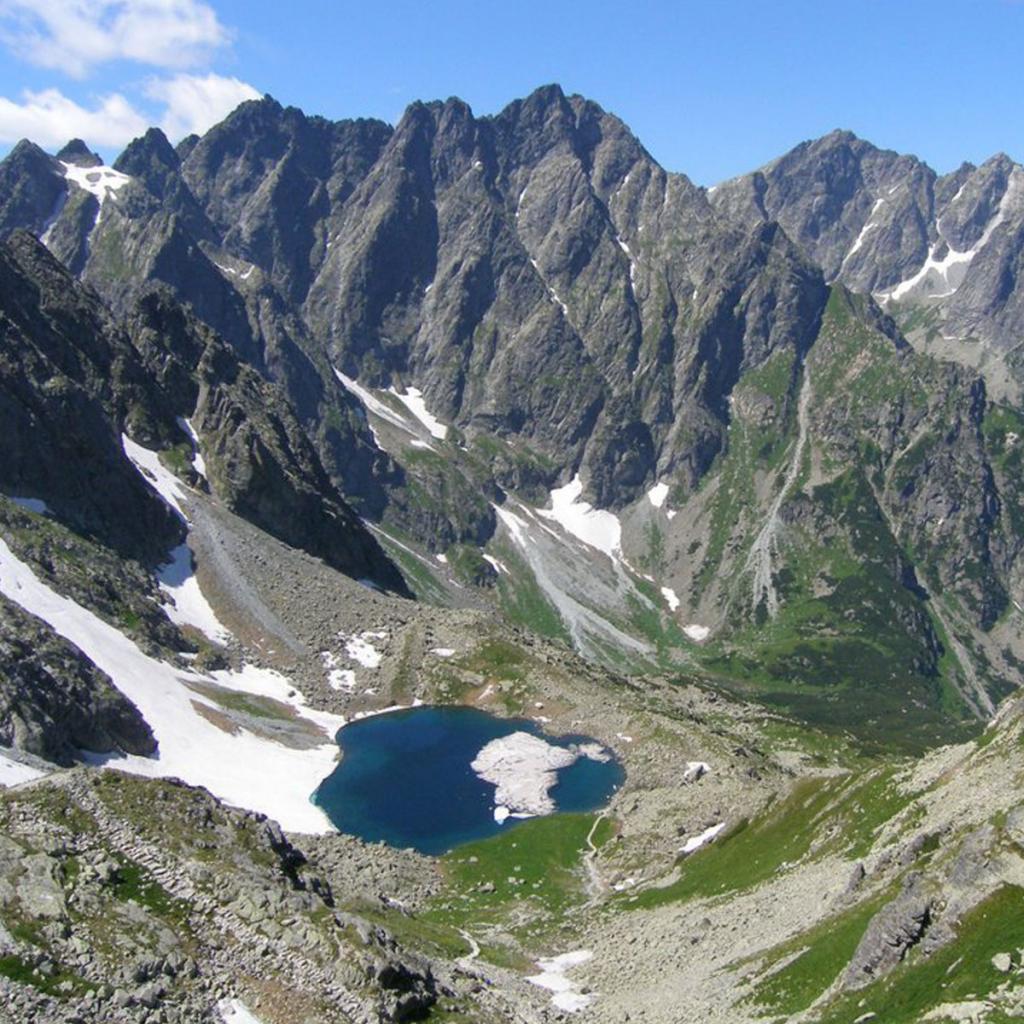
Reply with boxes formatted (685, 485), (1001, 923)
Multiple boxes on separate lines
(0, 86), (148, 146)
(0, 0), (230, 78)
(146, 72), (260, 138)
(0, 72), (260, 148)
(0, 2), (261, 150)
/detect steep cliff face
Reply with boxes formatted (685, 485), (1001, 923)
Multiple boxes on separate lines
(0, 232), (182, 563)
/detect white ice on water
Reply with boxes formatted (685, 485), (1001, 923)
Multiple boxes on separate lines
(471, 731), (610, 820)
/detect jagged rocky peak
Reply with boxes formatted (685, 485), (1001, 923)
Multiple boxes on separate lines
(55, 138), (103, 168)
(0, 139), (65, 239)
(114, 127), (180, 181)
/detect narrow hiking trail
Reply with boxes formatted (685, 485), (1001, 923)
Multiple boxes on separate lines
(746, 368), (813, 617)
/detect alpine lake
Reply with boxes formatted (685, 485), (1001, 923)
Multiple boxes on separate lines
(312, 706), (624, 855)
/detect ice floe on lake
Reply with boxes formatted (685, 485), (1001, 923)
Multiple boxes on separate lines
(471, 731), (611, 820)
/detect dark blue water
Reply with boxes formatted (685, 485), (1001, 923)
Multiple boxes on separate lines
(311, 706), (623, 855)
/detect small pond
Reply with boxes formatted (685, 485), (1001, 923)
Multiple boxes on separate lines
(312, 706), (624, 855)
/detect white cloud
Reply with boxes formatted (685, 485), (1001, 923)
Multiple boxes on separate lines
(0, 0), (230, 77)
(0, 73), (259, 149)
(0, 86), (148, 147)
(148, 72), (260, 139)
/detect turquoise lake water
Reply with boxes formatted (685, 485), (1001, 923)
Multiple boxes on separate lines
(311, 706), (624, 855)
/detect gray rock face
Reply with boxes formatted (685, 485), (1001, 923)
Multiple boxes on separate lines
(843, 882), (932, 988)
(0, 88), (829, 528)
(0, 141), (66, 241)
(0, 87), (1022, 731)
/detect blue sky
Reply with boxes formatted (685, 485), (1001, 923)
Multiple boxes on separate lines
(0, 0), (1020, 185)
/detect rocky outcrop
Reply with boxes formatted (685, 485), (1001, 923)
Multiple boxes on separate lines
(843, 878), (933, 988)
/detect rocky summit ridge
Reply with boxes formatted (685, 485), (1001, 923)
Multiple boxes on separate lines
(0, 85), (1023, 1024)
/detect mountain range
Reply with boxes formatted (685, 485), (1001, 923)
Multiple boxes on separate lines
(1, 84), (1024, 1024)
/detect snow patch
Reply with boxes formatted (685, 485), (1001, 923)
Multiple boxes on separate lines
(527, 950), (595, 1013)
(176, 417), (207, 479)
(661, 586), (680, 612)
(387, 386), (449, 440)
(344, 633), (384, 669)
(482, 554), (508, 575)
(684, 624), (710, 642)
(218, 999), (267, 1024)
(0, 538), (344, 833)
(122, 435), (188, 522)
(321, 652), (356, 693)
(680, 822), (725, 854)
(0, 752), (46, 786)
(539, 475), (622, 559)
(647, 482), (669, 509)
(684, 761), (710, 783)
(429, 648), (455, 657)
(158, 544), (230, 645)
(839, 197), (885, 271)
(61, 161), (130, 208)
(333, 369), (412, 445)
(882, 168), (1024, 301)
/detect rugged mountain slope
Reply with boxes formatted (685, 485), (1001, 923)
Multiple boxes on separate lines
(1, 87), (1021, 742)
(710, 130), (1024, 402)
(0, 231), (404, 593)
